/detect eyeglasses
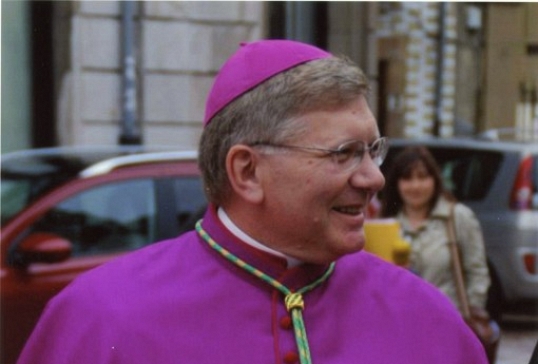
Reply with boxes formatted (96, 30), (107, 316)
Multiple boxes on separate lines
(251, 136), (389, 171)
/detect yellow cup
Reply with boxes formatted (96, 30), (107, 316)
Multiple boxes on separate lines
(363, 219), (410, 267)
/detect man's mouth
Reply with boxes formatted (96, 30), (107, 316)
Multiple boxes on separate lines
(333, 206), (363, 215)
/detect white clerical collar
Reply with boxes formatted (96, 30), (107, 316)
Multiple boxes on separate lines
(217, 207), (302, 268)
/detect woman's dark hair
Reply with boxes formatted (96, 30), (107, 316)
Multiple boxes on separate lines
(380, 146), (452, 217)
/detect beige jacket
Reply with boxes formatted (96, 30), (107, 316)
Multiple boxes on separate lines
(397, 197), (490, 311)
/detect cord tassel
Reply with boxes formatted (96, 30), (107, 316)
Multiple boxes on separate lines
(196, 221), (334, 364)
(285, 293), (311, 363)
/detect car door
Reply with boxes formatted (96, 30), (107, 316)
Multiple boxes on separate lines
(1, 175), (159, 363)
(0, 162), (203, 364)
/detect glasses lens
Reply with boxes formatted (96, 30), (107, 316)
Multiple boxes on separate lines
(336, 137), (388, 170)
(369, 137), (388, 166)
(328, 140), (364, 171)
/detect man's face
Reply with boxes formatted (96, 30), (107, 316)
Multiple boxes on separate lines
(257, 96), (385, 264)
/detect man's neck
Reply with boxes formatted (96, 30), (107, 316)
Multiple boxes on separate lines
(217, 207), (302, 268)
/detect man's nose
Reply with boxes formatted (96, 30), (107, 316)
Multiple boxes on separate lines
(349, 154), (385, 192)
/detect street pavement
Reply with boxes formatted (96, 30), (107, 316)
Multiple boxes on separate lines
(496, 313), (538, 364)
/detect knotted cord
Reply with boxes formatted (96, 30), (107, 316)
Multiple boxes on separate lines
(196, 220), (335, 364)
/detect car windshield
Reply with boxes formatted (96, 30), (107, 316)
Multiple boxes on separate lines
(1, 157), (85, 226)
(2, 177), (34, 225)
(2, 147), (169, 226)
(1, 148), (135, 226)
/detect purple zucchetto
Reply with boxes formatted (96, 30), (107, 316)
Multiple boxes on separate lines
(203, 39), (332, 126)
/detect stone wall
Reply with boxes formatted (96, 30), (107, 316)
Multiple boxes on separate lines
(57, 1), (265, 148)
(377, 2), (458, 138)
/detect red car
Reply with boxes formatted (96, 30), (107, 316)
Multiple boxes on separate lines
(1, 146), (207, 363)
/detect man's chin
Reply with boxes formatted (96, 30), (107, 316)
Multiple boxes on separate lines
(333, 234), (366, 257)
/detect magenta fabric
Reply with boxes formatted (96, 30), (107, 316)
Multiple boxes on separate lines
(18, 205), (487, 364)
(204, 39), (332, 125)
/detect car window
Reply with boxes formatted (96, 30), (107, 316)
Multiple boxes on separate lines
(172, 177), (206, 234)
(432, 148), (503, 200)
(1, 179), (32, 225)
(30, 179), (157, 256)
(1, 154), (93, 225)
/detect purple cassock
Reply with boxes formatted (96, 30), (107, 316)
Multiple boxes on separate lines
(18, 205), (487, 364)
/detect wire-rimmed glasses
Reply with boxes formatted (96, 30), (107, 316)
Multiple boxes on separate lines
(251, 136), (389, 171)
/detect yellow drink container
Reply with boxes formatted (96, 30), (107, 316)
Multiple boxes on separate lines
(363, 219), (411, 267)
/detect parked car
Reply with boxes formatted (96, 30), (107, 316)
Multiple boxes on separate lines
(379, 136), (538, 321)
(1, 146), (207, 364)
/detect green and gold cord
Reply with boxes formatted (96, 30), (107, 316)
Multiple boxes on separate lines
(196, 221), (335, 364)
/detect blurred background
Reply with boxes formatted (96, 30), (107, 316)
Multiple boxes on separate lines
(1, 2), (537, 363)
(2, 1), (537, 153)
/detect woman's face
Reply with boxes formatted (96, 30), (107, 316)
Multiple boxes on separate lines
(397, 162), (435, 211)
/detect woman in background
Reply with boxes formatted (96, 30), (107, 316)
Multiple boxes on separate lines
(380, 146), (490, 315)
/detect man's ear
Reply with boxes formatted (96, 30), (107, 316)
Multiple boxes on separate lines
(226, 145), (264, 204)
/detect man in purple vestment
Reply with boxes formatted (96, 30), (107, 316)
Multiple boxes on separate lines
(18, 39), (488, 364)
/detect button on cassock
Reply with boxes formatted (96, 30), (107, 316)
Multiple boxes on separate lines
(283, 351), (299, 364)
(279, 315), (293, 330)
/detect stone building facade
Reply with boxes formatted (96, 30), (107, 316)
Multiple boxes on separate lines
(53, 1), (461, 147)
(2, 1), (537, 153)
(376, 2), (458, 138)
(54, 1), (265, 149)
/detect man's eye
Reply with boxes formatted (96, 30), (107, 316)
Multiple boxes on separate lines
(333, 147), (355, 163)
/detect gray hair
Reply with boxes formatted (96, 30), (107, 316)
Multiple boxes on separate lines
(198, 55), (370, 205)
